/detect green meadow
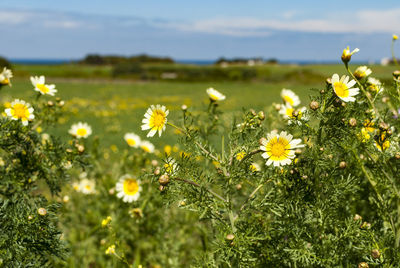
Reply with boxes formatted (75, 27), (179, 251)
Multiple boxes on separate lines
(6, 63), (397, 149)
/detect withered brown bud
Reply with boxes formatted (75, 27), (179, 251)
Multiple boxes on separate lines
(339, 161), (347, 169)
(309, 101), (319, 110)
(349, 118), (357, 127)
(158, 174), (170, 186)
(371, 249), (380, 259)
(226, 234), (235, 241)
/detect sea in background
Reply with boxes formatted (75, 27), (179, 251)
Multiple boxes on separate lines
(10, 58), (371, 65)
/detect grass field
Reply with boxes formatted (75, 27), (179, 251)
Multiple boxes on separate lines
(5, 63), (398, 149)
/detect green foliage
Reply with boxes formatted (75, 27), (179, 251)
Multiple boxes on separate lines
(0, 56), (11, 69)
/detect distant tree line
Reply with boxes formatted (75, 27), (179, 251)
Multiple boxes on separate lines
(78, 54), (174, 65)
(215, 57), (278, 65)
(0, 56), (12, 69)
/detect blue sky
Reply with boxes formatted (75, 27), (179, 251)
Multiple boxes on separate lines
(1, 0), (400, 61)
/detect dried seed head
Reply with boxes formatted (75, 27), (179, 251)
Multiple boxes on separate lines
(159, 174), (170, 186)
(309, 101), (319, 110)
(339, 161), (347, 169)
(371, 249), (380, 259)
(349, 118), (357, 127)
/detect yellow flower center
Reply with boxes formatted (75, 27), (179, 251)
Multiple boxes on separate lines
(266, 137), (291, 161)
(164, 163), (174, 174)
(142, 145), (150, 152)
(37, 84), (50, 94)
(77, 128), (87, 137)
(283, 95), (294, 106)
(126, 138), (136, 146)
(123, 178), (139, 195)
(150, 110), (166, 129)
(1, 78), (9, 85)
(333, 82), (349, 98)
(285, 107), (295, 117)
(12, 103), (29, 119)
(209, 93), (219, 101)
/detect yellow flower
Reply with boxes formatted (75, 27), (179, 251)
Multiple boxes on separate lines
(141, 104), (169, 137)
(30, 75), (57, 96)
(353, 66), (372, 80)
(5, 99), (34, 126)
(280, 89), (300, 107)
(236, 151), (246, 161)
(68, 122), (92, 139)
(164, 145), (172, 155)
(124, 133), (141, 148)
(260, 130), (304, 167)
(116, 174), (142, 203)
(0, 67), (13, 86)
(331, 74), (359, 102)
(105, 245), (116, 255)
(206, 87), (226, 101)
(375, 133), (390, 152)
(164, 158), (178, 175)
(341, 46), (359, 63)
(364, 119), (375, 133)
(79, 179), (96, 194)
(249, 162), (261, 172)
(393, 34), (398, 41)
(360, 128), (370, 142)
(101, 216), (112, 227)
(140, 140), (155, 153)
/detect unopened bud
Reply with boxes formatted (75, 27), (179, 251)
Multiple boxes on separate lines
(250, 109), (257, 116)
(154, 167), (161, 175)
(371, 249), (380, 259)
(159, 185), (165, 192)
(326, 78), (332, 85)
(339, 161), (347, 169)
(349, 118), (357, 127)
(395, 152), (400, 159)
(274, 104), (281, 111)
(258, 111), (265, 120)
(358, 262), (369, 268)
(28, 215), (33, 220)
(226, 234), (235, 241)
(309, 101), (319, 110)
(354, 214), (362, 221)
(393, 70), (400, 79)
(47, 101), (54, 107)
(159, 174), (170, 186)
(236, 183), (242, 190)
(181, 104), (187, 111)
(382, 96), (389, 103)
(37, 208), (47, 216)
(151, 160), (158, 166)
(77, 145), (85, 153)
(379, 122), (389, 131)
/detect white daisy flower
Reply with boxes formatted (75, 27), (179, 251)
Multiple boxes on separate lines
(79, 178), (96, 194)
(353, 66), (372, 80)
(124, 133), (141, 148)
(206, 88), (226, 101)
(69, 122), (92, 139)
(0, 67), (13, 86)
(5, 99), (34, 126)
(116, 174), (142, 203)
(30, 75), (57, 96)
(331, 74), (359, 102)
(260, 130), (304, 167)
(141, 104), (169, 137)
(140, 140), (155, 153)
(280, 89), (300, 107)
(367, 77), (383, 93)
(279, 104), (307, 125)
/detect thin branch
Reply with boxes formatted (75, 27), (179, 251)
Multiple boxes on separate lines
(174, 177), (227, 203)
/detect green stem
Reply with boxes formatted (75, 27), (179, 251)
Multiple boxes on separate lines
(174, 177), (227, 203)
(392, 40), (398, 66)
(344, 63), (379, 116)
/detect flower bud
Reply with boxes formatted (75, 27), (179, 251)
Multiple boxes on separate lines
(325, 78), (332, 85)
(77, 145), (85, 153)
(154, 167), (161, 175)
(159, 174), (170, 186)
(395, 152), (400, 159)
(181, 104), (187, 111)
(257, 111), (265, 120)
(250, 109), (257, 116)
(259, 137), (267, 145)
(226, 234), (235, 241)
(37, 208), (47, 216)
(371, 249), (380, 259)
(349, 118), (357, 127)
(394, 34), (399, 41)
(358, 262), (369, 268)
(47, 101), (54, 107)
(341, 46), (359, 63)
(393, 70), (400, 79)
(354, 214), (362, 221)
(159, 185), (165, 192)
(236, 183), (242, 190)
(309, 101), (319, 110)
